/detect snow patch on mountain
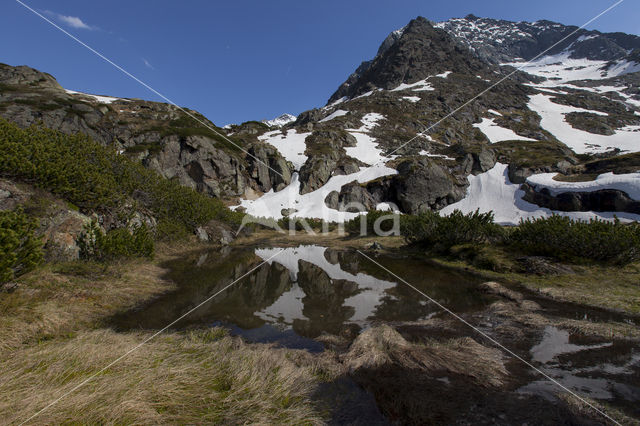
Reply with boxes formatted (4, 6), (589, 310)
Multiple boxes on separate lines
(440, 163), (640, 225)
(346, 113), (387, 165)
(65, 89), (127, 104)
(435, 71), (452, 78)
(473, 117), (537, 143)
(258, 129), (310, 170)
(402, 96), (421, 103)
(391, 79), (434, 92)
(528, 94), (640, 154)
(319, 109), (348, 122)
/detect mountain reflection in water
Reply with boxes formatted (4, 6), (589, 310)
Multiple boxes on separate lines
(112, 245), (489, 346)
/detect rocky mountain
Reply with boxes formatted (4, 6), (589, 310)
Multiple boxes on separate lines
(1, 14), (640, 225)
(434, 14), (640, 65)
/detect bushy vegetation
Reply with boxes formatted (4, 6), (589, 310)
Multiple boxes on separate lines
(509, 215), (640, 264)
(401, 210), (504, 252)
(0, 208), (42, 282)
(277, 216), (337, 232)
(0, 118), (242, 238)
(345, 210), (400, 236)
(78, 220), (154, 261)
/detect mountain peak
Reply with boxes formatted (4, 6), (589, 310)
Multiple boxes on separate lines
(263, 113), (297, 128)
(327, 16), (487, 103)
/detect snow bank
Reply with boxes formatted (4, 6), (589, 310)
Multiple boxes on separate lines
(435, 71), (452, 78)
(440, 163), (640, 225)
(528, 94), (640, 154)
(473, 117), (537, 143)
(258, 129), (311, 170)
(526, 172), (640, 200)
(65, 89), (127, 104)
(346, 113), (387, 165)
(234, 164), (398, 222)
(402, 96), (421, 103)
(319, 109), (348, 122)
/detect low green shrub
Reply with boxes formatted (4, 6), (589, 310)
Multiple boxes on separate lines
(78, 219), (154, 261)
(401, 209), (504, 252)
(509, 215), (640, 264)
(0, 208), (43, 282)
(344, 210), (401, 236)
(277, 217), (337, 232)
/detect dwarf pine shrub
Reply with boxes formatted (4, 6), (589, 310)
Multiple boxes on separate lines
(78, 219), (154, 261)
(344, 210), (401, 236)
(509, 215), (640, 264)
(0, 208), (42, 282)
(401, 209), (504, 251)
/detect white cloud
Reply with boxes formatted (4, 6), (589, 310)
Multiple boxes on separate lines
(44, 10), (96, 30)
(142, 58), (154, 69)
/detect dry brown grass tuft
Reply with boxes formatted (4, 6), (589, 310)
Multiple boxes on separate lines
(343, 325), (508, 387)
(0, 329), (324, 424)
(0, 259), (174, 352)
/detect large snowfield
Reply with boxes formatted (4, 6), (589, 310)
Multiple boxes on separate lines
(528, 94), (640, 154)
(504, 52), (640, 85)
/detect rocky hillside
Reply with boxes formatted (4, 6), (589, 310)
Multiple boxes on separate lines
(0, 64), (292, 199)
(2, 14), (640, 225)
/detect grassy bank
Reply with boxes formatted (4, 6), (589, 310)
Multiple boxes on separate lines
(429, 249), (640, 316)
(0, 244), (325, 424)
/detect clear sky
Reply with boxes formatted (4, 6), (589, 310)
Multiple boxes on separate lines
(2, 0), (639, 125)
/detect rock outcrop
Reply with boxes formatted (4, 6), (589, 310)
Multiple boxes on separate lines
(522, 183), (640, 214)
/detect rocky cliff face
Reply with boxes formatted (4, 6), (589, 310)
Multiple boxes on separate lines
(328, 17), (489, 103)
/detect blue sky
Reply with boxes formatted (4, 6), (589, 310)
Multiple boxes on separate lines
(2, 0), (639, 125)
